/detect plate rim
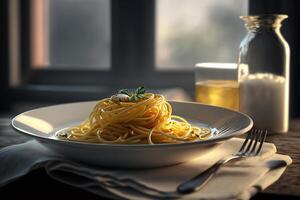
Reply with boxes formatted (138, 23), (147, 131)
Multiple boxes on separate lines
(11, 100), (253, 148)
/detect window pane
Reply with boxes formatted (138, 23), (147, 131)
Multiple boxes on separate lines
(31, 0), (110, 69)
(156, 0), (247, 69)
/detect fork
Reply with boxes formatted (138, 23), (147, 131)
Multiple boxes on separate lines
(211, 114), (248, 137)
(177, 129), (268, 194)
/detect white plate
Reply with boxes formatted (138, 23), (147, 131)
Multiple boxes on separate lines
(12, 101), (253, 168)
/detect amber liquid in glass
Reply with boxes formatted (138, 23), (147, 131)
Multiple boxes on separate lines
(195, 80), (239, 110)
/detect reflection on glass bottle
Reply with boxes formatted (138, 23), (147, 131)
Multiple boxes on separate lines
(238, 15), (290, 133)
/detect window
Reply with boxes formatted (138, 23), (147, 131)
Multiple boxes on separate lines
(31, 0), (110, 69)
(9, 0), (248, 101)
(156, 0), (248, 69)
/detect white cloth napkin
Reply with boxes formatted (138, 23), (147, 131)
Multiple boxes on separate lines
(0, 138), (292, 200)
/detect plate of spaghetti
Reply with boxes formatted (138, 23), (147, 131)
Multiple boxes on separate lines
(12, 87), (253, 168)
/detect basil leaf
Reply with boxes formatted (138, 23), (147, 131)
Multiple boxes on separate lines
(119, 89), (130, 95)
(136, 86), (146, 94)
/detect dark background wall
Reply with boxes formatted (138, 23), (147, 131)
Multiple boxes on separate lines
(0, 0), (10, 111)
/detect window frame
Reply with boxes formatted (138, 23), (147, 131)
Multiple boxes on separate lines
(16, 0), (193, 97)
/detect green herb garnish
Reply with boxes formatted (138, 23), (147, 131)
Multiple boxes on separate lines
(119, 89), (130, 96)
(118, 86), (146, 101)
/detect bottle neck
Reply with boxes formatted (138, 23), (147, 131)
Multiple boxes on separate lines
(247, 26), (281, 34)
(241, 15), (287, 34)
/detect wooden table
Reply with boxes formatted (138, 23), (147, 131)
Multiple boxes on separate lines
(262, 120), (300, 197)
(1, 117), (300, 199)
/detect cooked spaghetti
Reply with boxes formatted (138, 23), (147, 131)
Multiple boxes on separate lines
(57, 88), (211, 144)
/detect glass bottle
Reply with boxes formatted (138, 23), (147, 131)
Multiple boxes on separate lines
(238, 15), (290, 133)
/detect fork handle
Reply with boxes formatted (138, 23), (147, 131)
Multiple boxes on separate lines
(177, 155), (240, 194)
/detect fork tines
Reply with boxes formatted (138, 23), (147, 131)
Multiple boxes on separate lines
(237, 129), (268, 156)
